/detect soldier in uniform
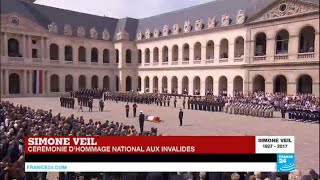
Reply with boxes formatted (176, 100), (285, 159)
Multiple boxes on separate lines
(71, 98), (75, 109)
(182, 98), (186, 109)
(125, 103), (130, 118)
(133, 103), (137, 117)
(174, 97), (177, 108)
(163, 97), (166, 107)
(99, 99), (104, 112)
(88, 98), (93, 112)
(187, 98), (190, 109)
(167, 97), (170, 107)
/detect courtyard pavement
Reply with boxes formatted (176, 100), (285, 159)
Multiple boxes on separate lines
(3, 97), (319, 174)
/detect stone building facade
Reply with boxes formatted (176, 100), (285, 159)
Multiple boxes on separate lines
(1, 0), (319, 97)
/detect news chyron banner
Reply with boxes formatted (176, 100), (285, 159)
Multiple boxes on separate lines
(25, 136), (295, 172)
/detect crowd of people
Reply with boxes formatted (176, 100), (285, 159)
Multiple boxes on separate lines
(0, 100), (158, 180)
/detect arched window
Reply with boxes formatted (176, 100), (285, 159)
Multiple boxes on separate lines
(220, 39), (229, 59)
(153, 47), (159, 62)
(145, 48), (150, 63)
(126, 49), (132, 63)
(276, 30), (289, 54)
(65, 75), (73, 92)
(299, 26), (315, 53)
(138, 49), (142, 64)
(8, 38), (20, 57)
(91, 75), (98, 88)
(255, 33), (267, 56)
(297, 75), (312, 94)
(183, 44), (189, 61)
(274, 75), (287, 94)
(78, 46), (86, 62)
(91, 48), (98, 62)
(65, 46), (73, 61)
(206, 41), (214, 60)
(79, 75), (86, 89)
(194, 42), (201, 60)
(103, 76), (110, 91)
(253, 75), (265, 92)
(172, 45), (179, 62)
(162, 46), (168, 62)
(126, 76), (132, 91)
(50, 74), (60, 92)
(219, 76), (228, 96)
(234, 36), (244, 58)
(9, 73), (20, 94)
(103, 49), (110, 63)
(116, 49), (119, 63)
(171, 76), (178, 94)
(50, 43), (59, 60)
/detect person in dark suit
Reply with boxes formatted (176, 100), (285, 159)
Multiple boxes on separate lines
(179, 109), (183, 126)
(125, 103), (130, 118)
(139, 111), (145, 133)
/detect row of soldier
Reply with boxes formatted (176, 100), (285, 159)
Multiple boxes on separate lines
(71, 88), (105, 99)
(59, 96), (75, 109)
(224, 102), (275, 118)
(284, 105), (319, 123)
(186, 97), (226, 111)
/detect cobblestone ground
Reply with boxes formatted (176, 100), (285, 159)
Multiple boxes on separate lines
(3, 97), (319, 178)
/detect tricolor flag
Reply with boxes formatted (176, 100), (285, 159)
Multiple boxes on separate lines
(33, 70), (43, 94)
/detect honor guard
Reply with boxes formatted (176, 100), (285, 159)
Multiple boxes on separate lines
(125, 103), (130, 118)
(133, 103), (137, 117)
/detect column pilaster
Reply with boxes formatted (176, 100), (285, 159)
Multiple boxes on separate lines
(188, 79), (193, 95)
(200, 80), (206, 96)
(214, 45), (219, 61)
(46, 71), (50, 94)
(74, 46), (79, 65)
(213, 81), (219, 96)
(229, 43), (234, 62)
(227, 82), (234, 97)
(40, 37), (44, 59)
(287, 82), (296, 95)
(266, 38), (275, 62)
(29, 70), (33, 94)
(5, 69), (9, 95)
(28, 36), (32, 59)
(265, 82), (273, 94)
(59, 45), (65, 63)
(22, 35), (26, 57)
(168, 50), (172, 65)
(23, 70), (27, 95)
(60, 75), (65, 94)
(159, 50), (163, 65)
(4, 33), (8, 56)
(201, 46), (206, 65)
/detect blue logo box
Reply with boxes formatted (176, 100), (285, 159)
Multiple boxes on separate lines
(277, 154), (296, 172)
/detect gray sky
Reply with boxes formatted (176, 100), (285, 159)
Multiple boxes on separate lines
(35, 0), (214, 19)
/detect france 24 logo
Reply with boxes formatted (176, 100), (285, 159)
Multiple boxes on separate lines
(277, 154), (296, 172)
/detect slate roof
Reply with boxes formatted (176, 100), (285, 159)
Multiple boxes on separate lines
(1, 0), (319, 41)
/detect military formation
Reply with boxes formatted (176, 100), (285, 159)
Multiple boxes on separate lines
(72, 88), (105, 99)
(60, 96), (75, 109)
(186, 97), (226, 112)
(62, 89), (320, 124)
(224, 102), (275, 118)
(285, 105), (320, 123)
